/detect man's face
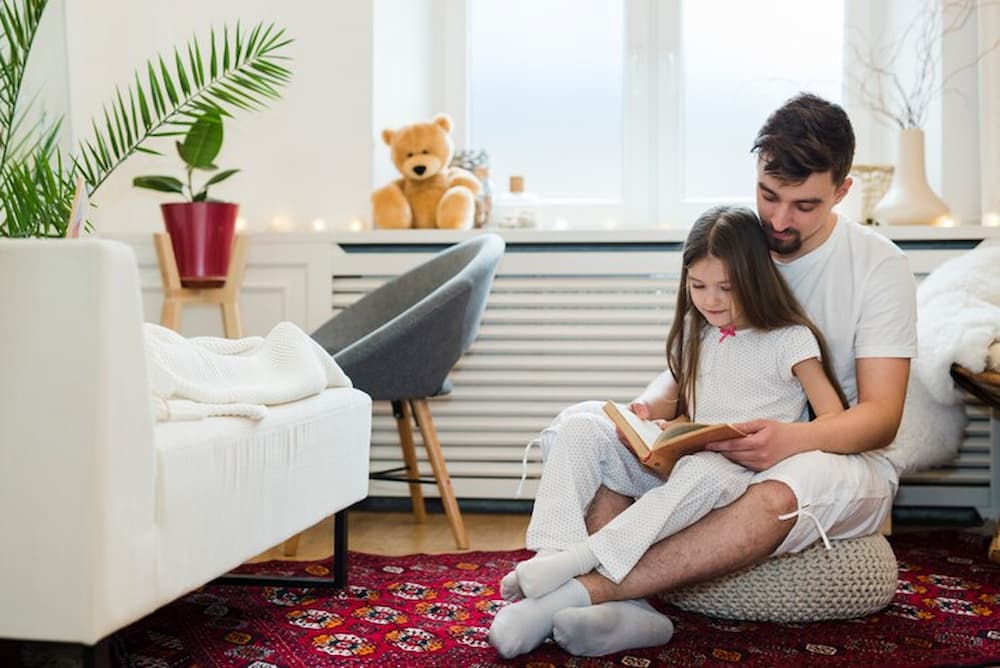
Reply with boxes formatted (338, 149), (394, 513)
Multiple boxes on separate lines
(755, 161), (851, 260)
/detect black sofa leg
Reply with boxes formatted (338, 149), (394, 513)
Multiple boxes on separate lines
(334, 508), (348, 588)
(211, 508), (349, 588)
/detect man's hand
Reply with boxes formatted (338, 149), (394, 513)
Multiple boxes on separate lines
(705, 420), (808, 471)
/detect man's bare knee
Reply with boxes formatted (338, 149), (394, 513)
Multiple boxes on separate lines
(585, 486), (632, 533)
(746, 480), (797, 517)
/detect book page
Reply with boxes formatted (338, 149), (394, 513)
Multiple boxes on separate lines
(602, 401), (664, 456)
(612, 403), (663, 445)
(653, 423), (746, 450)
(657, 421), (709, 441)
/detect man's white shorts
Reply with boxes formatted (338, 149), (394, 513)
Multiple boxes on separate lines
(752, 449), (898, 556)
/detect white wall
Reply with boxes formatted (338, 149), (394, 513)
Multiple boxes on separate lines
(63, 1), (375, 234)
(941, 8), (983, 225)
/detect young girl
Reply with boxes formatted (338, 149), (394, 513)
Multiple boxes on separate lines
(490, 205), (847, 658)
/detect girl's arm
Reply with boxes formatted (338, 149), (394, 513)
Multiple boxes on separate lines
(630, 370), (681, 421)
(792, 358), (845, 419)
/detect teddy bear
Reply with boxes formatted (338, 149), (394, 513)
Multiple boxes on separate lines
(372, 113), (481, 229)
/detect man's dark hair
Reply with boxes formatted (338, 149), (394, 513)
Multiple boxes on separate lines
(752, 93), (855, 186)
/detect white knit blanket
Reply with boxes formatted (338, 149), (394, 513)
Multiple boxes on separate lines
(882, 243), (1000, 475)
(145, 321), (352, 421)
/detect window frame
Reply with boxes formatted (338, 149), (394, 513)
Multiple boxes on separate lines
(441, 0), (868, 229)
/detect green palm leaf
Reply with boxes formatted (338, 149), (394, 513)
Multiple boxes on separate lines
(0, 2), (292, 238)
(0, 0), (68, 237)
(76, 21), (293, 195)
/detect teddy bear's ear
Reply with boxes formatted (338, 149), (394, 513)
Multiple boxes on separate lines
(381, 129), (395, 146)
(432, 113), (453, 134)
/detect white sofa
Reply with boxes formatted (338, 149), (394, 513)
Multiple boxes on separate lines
(0, 239), (371, 653)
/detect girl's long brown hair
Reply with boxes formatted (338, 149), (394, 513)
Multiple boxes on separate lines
(665, 205), (848, 419)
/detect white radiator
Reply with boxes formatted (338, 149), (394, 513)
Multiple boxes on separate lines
(331, 238), (998, 518)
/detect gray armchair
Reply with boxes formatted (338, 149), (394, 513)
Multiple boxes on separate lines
(313, 233), (505, 548)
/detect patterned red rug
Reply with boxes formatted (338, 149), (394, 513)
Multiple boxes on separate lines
(117, 530), (1000, 667)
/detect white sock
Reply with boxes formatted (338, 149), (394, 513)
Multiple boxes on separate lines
(500, 570), (524, 601)
(500, 548), (559, 601)
(488, 578), (591, 659)
(516, 543), (599, 599)
(552, 598), (674, 657)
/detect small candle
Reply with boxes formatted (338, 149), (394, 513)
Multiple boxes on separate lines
(269, 215), (293, 233)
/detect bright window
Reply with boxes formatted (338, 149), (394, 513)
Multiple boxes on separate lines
(680, 1), (844, 202)
(461, 0), (846, 228)
(468, 0), (624, 203)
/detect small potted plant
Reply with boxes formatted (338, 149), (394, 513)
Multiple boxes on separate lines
(133, 110), (241, 287)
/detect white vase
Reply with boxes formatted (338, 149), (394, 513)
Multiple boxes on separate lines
(872, 128), (949, 226)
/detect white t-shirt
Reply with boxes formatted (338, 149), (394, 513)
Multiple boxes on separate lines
(694, 325), (821, 424)
(774, 214), (918, 407)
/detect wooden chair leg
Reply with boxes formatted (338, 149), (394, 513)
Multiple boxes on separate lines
(161, 299), (182, 331)
(393, 400), (426, 523)
(991, 521), (1000, 564)
(221, 301), (243, 338)
(411, 398), (468, 549)
(282, 533), (301, 557)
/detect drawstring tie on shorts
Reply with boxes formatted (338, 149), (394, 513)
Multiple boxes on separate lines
(778, 504), (832, 550)
(514, 438), (540, 498)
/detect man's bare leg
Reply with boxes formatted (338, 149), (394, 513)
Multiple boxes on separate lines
(581, 480), (796, 602)
(552, 482), (795, 656)
(585, 485), (633, 533)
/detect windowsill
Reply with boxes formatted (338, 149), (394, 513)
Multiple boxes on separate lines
(108, 224), (1000, 246)
(250, 224), (1000, 245)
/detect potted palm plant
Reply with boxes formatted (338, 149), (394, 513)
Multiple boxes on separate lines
(0, 0), (292, 239)
(133, 110), (240, 287)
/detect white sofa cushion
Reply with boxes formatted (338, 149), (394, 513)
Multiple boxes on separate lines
(154, 388), (371, 604)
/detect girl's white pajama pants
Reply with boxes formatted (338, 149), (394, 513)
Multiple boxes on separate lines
(525, 401), (896, 584)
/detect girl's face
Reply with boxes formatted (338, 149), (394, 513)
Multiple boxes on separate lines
(686, 256), (743, 330)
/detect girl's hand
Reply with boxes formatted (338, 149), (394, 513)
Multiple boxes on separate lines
(704, 419), (807, 471)
(614, 402), (651, 454)
(628, 399), (652, 420)
(615, 402), (670, 453)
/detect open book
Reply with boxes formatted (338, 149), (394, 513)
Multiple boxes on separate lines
(602, 401), (746, 476)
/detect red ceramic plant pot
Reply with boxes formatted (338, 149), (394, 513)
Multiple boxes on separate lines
(161, 201), (238, 288)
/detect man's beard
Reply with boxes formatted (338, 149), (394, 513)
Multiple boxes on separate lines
(763, 222), (802, 256)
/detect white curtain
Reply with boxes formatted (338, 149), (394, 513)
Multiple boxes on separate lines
(980, 2), (1000, 227)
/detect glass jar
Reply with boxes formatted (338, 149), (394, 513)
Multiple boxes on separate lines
(473, 166), (494, 229)
(491, 175), (540, 229)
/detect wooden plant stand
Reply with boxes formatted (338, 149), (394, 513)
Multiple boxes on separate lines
(154, 233), (247, 338)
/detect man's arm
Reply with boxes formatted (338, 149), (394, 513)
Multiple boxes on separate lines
(705, 357), (909, 471)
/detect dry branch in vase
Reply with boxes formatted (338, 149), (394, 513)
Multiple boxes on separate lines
(851, 0), (1000, 129)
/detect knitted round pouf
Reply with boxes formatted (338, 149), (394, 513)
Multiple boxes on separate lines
(664, 533), (898, 622)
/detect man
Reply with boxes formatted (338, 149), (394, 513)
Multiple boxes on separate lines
(489, 93), (918, 658)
